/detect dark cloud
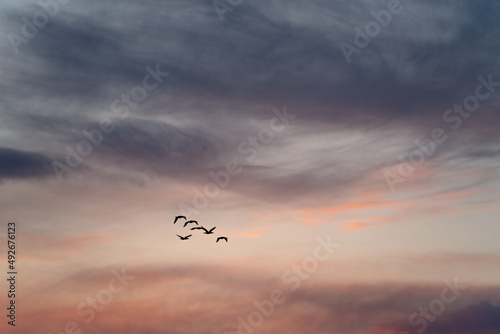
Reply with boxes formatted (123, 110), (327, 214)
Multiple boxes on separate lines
(383, 301), (500, 334)
(1, 0), (500, 198)
(0, 147), (53, 180)
(4, 0), (500, 121)
(428, 301), (500, 334)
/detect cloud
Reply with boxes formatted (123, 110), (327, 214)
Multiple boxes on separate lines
(340, 221), (383, 231)
(1, 0), (500, 200)
(17, 262), (500, 334)
(0, 147), (54, 180)
(1, 2), (499, 333)
(237, 228), (268, 238)
(379, 301), (500, 334)
(89, 118), (219, 177)
(19, 232), (124, 261)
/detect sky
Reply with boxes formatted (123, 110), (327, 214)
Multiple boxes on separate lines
(0, 0), (500, 333)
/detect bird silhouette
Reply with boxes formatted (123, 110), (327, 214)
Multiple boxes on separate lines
(183, 220), (198, 228)
(200, 226), (216, 234)
(216, 236), (228, 243)
(176, 234), (192, 240)
(173, 216), (187, 224)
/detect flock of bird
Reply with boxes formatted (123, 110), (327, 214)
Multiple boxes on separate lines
(173, 216), (228, 243)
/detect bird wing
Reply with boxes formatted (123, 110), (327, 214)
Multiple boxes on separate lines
(183, 222), (188, 227)
(174, 216), (186, 223)
(176, 234), (182, 238)
(200, 226), (208, 232)
(186, 235), (192, 238)
(209, 227), (216, 232)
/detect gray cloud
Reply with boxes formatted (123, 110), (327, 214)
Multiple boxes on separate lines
(92, 119), (218, 177)
(1, 0), (499, 200)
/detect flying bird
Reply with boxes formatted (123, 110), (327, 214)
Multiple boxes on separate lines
(195, 226), (216, 234)
(173, 216), (186, 224)
(183, 220), (198, 228)
(203, 226), (216, 234)
(176, 234), (192, 240)
(216, 237), (228, 243)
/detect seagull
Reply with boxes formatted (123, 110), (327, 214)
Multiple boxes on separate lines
(183, 220), (198, 228)
(190, 226), (205, 231)
(176, 234), (192, 240)
(216, 236), (228, 243)
(173, 216), (187, 224)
